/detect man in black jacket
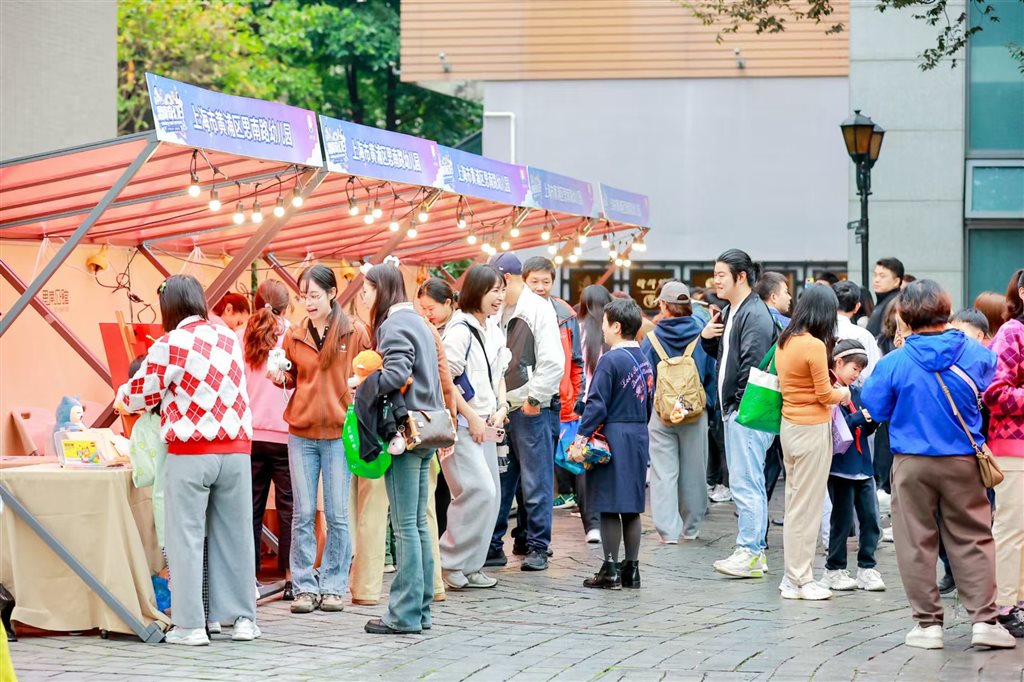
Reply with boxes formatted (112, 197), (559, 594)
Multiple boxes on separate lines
(700, 249), (778, 579)
(866, 257), (904, 337)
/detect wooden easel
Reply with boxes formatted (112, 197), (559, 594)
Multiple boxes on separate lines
(115, 311), (139, 437)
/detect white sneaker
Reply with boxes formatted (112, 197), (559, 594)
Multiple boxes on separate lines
(709, 485), (733, 503)
(779, 577), (832, 600)
(779, 576), (802, 600)
(877, 490), (891, 514)
(231, 617), (261, 642)
(586, 529), (602, 544)
(465, 572), (497, 588)
(971, 622), (1016, 649)
(856, 568), (886, 591)
(207, 621), (222, 635)
(756, 551), (768, 574)
(682, 530), (700, 541)
(881, 527), (894, 543)
(443, 570), (469, 590)
(659, 535), (679, 545)
(713, 547), (763, 578)
(164, 627), (209, 646)
(822, 569), (858, 591)
(905, 624), (944, 649)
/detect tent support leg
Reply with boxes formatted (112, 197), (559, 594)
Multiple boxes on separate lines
(0, 483), (165, 643)
(137, 244), (172, 279)
(0, 137), (160, 338)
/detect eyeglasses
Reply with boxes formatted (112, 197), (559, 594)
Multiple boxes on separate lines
(299, 292), (326, 304)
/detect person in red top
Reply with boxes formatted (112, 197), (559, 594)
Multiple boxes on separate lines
(117, 275), (257, 646)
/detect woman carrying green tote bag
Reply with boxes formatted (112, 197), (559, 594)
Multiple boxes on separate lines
(737, 344), (782, 434)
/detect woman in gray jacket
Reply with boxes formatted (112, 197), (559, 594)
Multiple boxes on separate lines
(361, 264), (447, 635)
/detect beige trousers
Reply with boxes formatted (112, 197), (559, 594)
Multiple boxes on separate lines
(993, 456), (1024, 607)
(780, 418), (832, 587)
(349, 463), (445, 602)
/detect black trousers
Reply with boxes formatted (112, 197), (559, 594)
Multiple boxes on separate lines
(764, 436), (784, 503)
(435, 467), (451, 536)
(873, 423), (893, 495)
(826, 476), (881, 570)
(706, 405), (728, 488)
(251, 440), (293, 576)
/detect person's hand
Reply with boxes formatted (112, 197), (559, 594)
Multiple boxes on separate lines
(836, 386), (852, 404)
(894, 328), (905, 349)
(522, 400), (541, 417)
(488, 405), (508, 427)
(701, 311), (724, 340)
(468, 413), (488, 444)
(267, 368), (286, 385)
(568, 437), (587, 463)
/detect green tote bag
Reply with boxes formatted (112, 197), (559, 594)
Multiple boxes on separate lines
(736, 344), (782, 434)
(342, 405), (392, 479)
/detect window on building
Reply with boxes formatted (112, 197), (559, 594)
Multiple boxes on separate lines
(968, 1), (1024, 153)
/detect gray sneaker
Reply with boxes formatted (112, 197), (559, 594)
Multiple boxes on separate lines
(290, 592), (320, 614)
(521, 549), (548, 571)
(465, 572), (497, 588)
(443, 570), (469, 590)
(321, 594), (346, 612)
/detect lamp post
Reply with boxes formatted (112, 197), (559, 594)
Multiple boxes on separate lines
(840, 110), (885, 289)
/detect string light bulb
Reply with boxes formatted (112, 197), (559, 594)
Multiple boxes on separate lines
(573, 245), (582, 256)
(467, 232), (477, 245)
(633, 237), (647, 252)
(407, 220), (418, 238)
(600, 236), (610, 249)
(610, 248), (619, 260)
(348, 197), (359, 216)
(500, 239), (511, 251)
(251, 200), (264, 223)
(291, 189), (304, 208)
(568, 253), (578, 263)
(510, 227), (520, 238)
(547, 244), (558, 255)
(578, 233), (588, 244)
(615, 257), (624, 267)
(623, 258), (632, 268)
(417, 205), (429, 223)
(554, 254), (565, 265)
(364, 212), (375, 225)
(389, 216), (400, 232)
(208, 188), (221, 212)
(372, 200), (383, 219)
(273, 196), (286, 218)
(233, 202), (245, 225)
(541, 229), (551, 241)
(187, 172), (201, 198)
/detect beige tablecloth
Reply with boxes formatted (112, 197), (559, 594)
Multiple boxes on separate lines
(0, 464), (170, 635)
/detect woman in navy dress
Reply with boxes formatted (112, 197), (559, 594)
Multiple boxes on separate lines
(572, 298), (654, 590)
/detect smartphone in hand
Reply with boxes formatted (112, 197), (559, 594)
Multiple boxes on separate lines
(484, 426), (505, 442)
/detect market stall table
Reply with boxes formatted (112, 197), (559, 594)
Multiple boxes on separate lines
(0, 463), (169, 641)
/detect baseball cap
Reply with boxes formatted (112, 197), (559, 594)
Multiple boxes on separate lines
(489, 252), (522, 276)
(659, 281), (691, 304)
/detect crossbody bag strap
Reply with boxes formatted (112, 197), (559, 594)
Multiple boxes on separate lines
(949, 364), (983, 410)
(934, 372), (983, 456)
(461, 321), (494, 390)
(647, 331), (669, 362)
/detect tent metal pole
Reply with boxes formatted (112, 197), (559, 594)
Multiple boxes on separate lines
(0, 137), (161, 338)
(337, 222), (418, 307)
(203, 168), (327, 306)
(137, 244), (172, 279)
(263, 253), (300, 293)
(0, 261), (112, 385)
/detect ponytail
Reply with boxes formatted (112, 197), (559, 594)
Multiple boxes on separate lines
(244, 279), (290, 369)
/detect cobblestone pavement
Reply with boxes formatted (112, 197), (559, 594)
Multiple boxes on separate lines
(8, 495), (1024, 681)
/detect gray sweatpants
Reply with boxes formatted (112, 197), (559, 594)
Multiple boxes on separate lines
(649, 412), (709, 541)
(165, 453), (256, 629)
(439, 427), (500, 574)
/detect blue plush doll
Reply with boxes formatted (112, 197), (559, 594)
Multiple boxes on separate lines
(54, 396), (86, 436)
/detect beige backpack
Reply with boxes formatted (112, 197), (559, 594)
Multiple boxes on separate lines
(647, 332), (706, 426)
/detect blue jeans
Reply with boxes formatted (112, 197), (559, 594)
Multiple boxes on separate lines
(723, 412), (773, 553)
(288, 435), (352, 596)
(383, 449), (434, 632)
(492, 406), (557, 553)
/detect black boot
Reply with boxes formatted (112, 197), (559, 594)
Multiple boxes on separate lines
(583, 561), (621, 590)
(619, 560), (641, 589)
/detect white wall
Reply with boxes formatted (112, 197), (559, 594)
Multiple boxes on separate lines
(0, 0), (117, 160)
(847, 0), (967, 305)
(483, 77), (850, 264)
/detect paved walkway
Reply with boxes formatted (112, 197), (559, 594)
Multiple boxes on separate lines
(8, 495), (1024, 681)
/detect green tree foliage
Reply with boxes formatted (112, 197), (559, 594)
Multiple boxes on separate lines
(677, 0), (1022, 70)
(118, 0), (481, 145)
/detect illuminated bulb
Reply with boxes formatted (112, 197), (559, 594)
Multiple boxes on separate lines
(510, 227), (520, 238)
(541, 229), (551, 241)
(481, 243), (493, 255)
(273, 196), (286, 218)
(633, 239), (647, 252)
(610, 249), (619, 260)
(233, 202), (245, 225)
(623, 258), (632, 268)
(417, 209), (429, 223)
(208, 189), (221, 212)
(600, 237), (610, 249)
(554, 255), (565, 265)
(547, 244), (558, 255)
(578, 233), (588, 244)
(372, 200), (383, 219)
(500, 240), (511, 251)
(467, 233), (477, 245)
(457, 215), (467, 229)
(407, 224), (418, 238)
(364, 213), (375, 225)
(251, 201), (264, 223)
(187, 173), (201, 198)
(348, 197), (359, 216)
(291, 190), (304, 208)
(573, 245), (582, 256)
(615, 257), (624, 267)
(389, 218), (400, 232)
(568, 253), (578, 263)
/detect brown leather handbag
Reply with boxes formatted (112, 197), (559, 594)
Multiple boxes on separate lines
(935, 372), (1004, 489)
(403, 409), (457, 452)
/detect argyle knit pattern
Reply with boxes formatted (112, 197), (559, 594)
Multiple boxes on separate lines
(984, 318), (1024, 454)
(117, 316), (252, 453)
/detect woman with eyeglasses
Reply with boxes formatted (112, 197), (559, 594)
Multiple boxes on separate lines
(268, 265), (371, 615)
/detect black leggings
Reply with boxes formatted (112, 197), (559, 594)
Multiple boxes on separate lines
(600, 512), (641, 562)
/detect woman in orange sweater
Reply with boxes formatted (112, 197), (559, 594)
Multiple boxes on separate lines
(774, 285), (850, 601)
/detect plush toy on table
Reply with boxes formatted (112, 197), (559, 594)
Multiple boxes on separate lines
(54, 396), (86, 436)
(348, 349), (411, 455)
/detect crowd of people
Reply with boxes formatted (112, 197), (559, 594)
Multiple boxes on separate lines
(116, 251), (1024, 651)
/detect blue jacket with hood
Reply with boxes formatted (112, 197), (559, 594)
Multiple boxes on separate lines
(861, 330), (996, 457)
(640, 315), (717, 410)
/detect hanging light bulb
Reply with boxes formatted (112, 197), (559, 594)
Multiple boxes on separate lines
(233, 202), (245, 225)
(389, 216), (400, 232)
(457, 213), (467, 229)
(291, 189), (304, 208)
(187, 172), (201, 198)
(500, 239), (511, 251)
(372, 200), (383, 219)
(573, 245), (582, 256)
(554, 254), (565, 265)
(633, 237), (647, 252)
(251, 200), (264, 223)
(623, 258), (632, 268)
(615, 257), (624, 267)
(348, 197), (359, 216)
(364, 212), (375, 225)
(407, 220), (418, 238)
(467, 232), (477, 245)
(541, 229), (551, 241)
(273, 195), (286, 218)
(547, 243), (558, 255)
(510, 227), (520, 238)
(600, 236), (610, 249)
(578, 233), (588, 244)
(417, 207), (429, 223)
(208, 188), (221, 212)
(568, 253), (578, 263)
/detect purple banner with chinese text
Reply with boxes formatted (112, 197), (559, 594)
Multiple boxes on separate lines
(146, 73), (323, 167)
(527, 167), (596, 217)
(320, 116), (440, 187)
(438, 146), (530, 205)
(600, 184), (651, 226)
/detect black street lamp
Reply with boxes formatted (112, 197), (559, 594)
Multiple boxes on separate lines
(840, 110), (885, 289)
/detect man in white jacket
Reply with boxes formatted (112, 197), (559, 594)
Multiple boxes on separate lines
(485, 253), (565, 571)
